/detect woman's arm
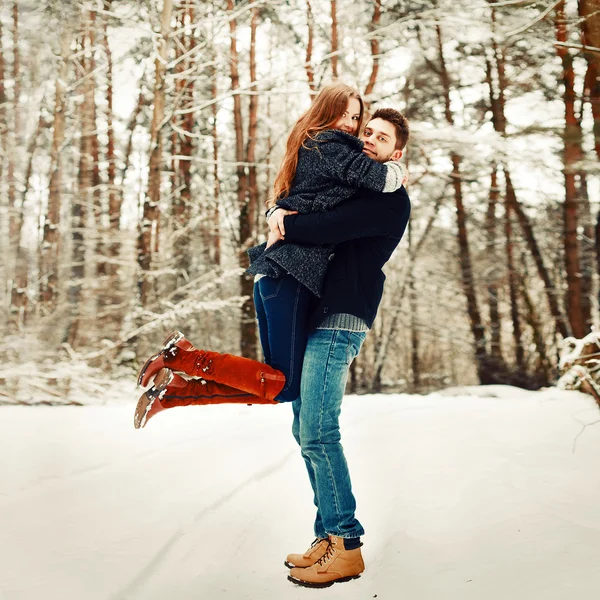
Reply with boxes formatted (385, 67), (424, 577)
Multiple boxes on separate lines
(315, 135), (406, 193)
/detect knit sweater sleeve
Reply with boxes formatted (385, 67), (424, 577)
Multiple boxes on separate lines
(314, 132), (404, 193)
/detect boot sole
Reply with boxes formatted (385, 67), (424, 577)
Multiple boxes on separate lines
(137, 331), (184, 387)
(134, 369), (174, 429)
(287, 573), (361, 588)
(133, 394), (152, 430)
(284, 560), (316, 568)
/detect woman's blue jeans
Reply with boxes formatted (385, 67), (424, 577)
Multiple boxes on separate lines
(253, 274), (313, 402)
(291, 329), (367, 539)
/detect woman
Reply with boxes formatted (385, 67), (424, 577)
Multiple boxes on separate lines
(134, 83), (406, 428)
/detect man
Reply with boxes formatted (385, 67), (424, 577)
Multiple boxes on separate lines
(267, 108), (411, 588)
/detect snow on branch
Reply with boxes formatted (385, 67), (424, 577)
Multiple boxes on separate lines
(557, 330), (600, 410)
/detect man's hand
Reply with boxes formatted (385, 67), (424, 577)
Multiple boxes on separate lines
(266, 230), (283, 249)
(268, 207), (298, 238)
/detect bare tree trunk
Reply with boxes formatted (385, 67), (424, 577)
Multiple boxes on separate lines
(228, 0), (257, 360)
(182, 4), (196, 263)
(304, 1), (316, 97)
(121, 81), (145, 185)
(407, 222), (420, 390)
(7, 2), (18, 259)
(173, 7), (193, 291)
(103, 0), (118, 264)
(11, 2), (18, 133)
(264, 37), (274, 209)
(0, 4), (5, 325)
(436, 26), (488, 382)
(486, 166), (503, 361)
(578, 0), (600, 159)
(578, 0), (600, 327)
(94, 4), (126, 344)
(519, 259), (552, 386)
(578, 172), (595, 331)
(210, 63), (221, 265)
(88, 11), (101, 276)
(10, 110), (44, 327)
(137, 0), (172, 308)
(170, 123), (179, 238)
(7, 3), (29, 329)
(556, 1), (585, 338)
(504, 198), (524, 369)
(40, 29), (72, 309)
(331, 0), (338, 79)
(88, 10), (102, 338)
(170, 7), (181, 218)
(102, 0), (123, 309)
(66, 26), (94, 348)
(0, 4), (5, 151)
(246, 7), (259, 250)
(364, 0), (381, 101)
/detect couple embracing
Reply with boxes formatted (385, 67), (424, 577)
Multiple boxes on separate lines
(134, 83), (411, 588)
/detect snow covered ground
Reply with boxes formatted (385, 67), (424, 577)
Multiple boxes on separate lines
(1, 385), (599, 600)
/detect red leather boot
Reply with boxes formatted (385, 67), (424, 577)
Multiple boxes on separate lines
(134, 368), (278, 429)
(137, 331), (286, 400)
(137, 331), (194, 387)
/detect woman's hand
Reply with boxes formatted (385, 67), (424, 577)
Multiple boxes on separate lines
(267, 207), (298, 238)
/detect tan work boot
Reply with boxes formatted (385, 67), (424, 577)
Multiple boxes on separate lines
(285, 538), (329, 568)
(287, 535), (364, 588)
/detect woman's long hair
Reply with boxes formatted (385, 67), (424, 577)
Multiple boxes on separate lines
(269, 83), (364, 205)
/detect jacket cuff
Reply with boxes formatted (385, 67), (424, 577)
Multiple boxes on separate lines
(383, 162), (406, 193)
(265, 205), (280, 220)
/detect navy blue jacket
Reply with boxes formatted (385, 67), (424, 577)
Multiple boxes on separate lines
(282, 186), (410, 330)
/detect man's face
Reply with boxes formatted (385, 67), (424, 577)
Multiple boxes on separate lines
(361, 118), (403, 163)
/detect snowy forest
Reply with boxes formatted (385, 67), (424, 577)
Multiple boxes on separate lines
(2, 0), (600, 403)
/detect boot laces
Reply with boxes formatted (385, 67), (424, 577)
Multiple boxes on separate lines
(316, 540), (336, 566)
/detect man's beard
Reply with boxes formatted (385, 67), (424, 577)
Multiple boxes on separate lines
(366, 149), (394, 163)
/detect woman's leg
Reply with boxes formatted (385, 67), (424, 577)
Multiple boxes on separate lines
(137, 331), (286, 400)
(134, 369), (276, 429)
(256, 274), (313, 402)
(137, 275), (313, 402)
(254, 278), (272, 365)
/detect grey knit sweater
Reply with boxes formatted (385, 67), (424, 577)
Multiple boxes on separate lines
(247, 130), (404, 296)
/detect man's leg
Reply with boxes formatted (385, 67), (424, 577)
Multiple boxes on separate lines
(291, 398), (326, 539)
(298, 329), (366, 539)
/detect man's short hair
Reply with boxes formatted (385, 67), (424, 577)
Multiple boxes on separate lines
(371, 108), (410, 150)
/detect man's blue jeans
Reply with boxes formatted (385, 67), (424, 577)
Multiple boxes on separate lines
(291, 329), (366, 539)
(253, 274), (313, 402)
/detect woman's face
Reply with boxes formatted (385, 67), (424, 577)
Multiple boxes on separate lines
(333, 97), (361, 135)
